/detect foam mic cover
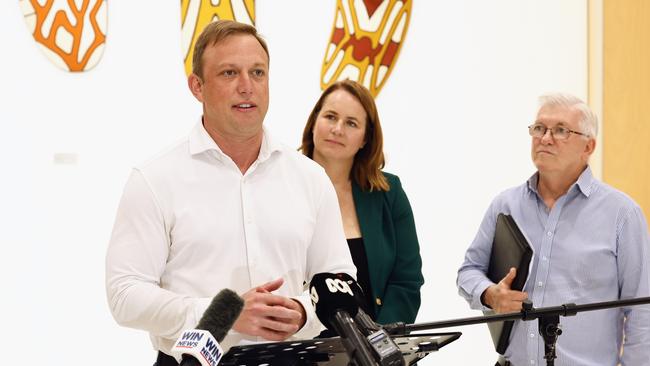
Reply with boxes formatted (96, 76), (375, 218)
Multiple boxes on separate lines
(309, 272), (362, 331)
(197, 289), (244, 342)
(172, 289), (245, 366)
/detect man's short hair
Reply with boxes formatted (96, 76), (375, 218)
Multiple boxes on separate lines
(192, 20), (269, 79)
(539, 93), (599, 138)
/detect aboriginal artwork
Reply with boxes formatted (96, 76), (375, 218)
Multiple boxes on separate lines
(321, 0), (411, 97)
(181, 0), (256, 76)
(19, 0), (107, 72)
(16, 0), (410, 94)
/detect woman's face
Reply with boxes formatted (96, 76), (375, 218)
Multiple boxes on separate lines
(312, 89), (368, 164)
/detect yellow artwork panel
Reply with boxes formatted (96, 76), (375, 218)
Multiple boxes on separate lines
(181, 0), (256, 76)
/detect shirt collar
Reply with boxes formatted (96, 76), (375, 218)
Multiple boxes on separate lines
(188, 118), (285, 162)
(527, 165), (595, 197)
(574, 166), (595, 196)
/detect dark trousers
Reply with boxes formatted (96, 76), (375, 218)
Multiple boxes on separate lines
(154, 351), (179, 366)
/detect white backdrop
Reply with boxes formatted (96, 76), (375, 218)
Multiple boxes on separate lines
(0, 1), (586, 364)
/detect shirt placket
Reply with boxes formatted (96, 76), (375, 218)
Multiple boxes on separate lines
(241, 165), (261, 288)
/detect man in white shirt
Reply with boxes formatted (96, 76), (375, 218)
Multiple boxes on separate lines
(105, 20), (356, 364)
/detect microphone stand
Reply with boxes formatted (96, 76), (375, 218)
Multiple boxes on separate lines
(384, 296), (650, 366)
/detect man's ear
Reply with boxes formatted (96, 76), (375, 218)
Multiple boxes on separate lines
(582, 138), (596, 164)
(585, 138), (596, 155)
(187, 73), (204, 102)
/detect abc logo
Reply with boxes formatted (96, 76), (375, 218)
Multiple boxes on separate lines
(326, 278), (353, 296)
(310, 276), (355, 306)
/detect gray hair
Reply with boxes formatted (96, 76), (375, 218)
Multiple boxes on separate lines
(538, 93), (598, 138)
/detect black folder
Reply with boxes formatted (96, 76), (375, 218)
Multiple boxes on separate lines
(484, 213), (533, 354)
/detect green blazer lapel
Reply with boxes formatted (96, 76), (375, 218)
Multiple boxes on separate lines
(351, 182), (387, 311)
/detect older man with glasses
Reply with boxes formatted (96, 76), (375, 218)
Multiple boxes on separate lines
(457, 93), (650, 366)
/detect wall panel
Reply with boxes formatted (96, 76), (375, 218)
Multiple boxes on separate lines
(603, 0), (650, 221)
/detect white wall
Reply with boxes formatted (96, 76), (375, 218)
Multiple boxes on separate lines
(0, 1), (586, 364)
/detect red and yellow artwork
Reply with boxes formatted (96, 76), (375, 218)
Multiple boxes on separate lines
(181, 0), (256, 76)
(321, 0), (412, 97)
(19, 0), (107, 72)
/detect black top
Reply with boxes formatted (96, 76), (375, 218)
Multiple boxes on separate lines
(347, 237), (375, 319)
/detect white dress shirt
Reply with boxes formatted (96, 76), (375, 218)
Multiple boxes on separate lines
(105, 120), (356, 356)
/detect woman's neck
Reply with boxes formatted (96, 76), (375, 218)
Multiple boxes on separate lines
(313, 154), (353, 188)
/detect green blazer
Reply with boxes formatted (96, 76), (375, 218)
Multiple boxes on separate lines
(352, 172), (424, 324)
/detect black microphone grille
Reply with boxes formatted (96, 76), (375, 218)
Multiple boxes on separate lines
(196, 289), (245, 342)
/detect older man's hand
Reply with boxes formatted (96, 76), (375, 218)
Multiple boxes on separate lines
(482, 268), (528, 314)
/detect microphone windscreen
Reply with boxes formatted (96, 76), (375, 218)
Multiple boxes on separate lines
(310, 272), (361, 330)
(196, 289), (245, 342)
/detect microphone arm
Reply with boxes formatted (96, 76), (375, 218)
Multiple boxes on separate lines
(387, 296), (650, 334)
(384, 296), (650, 366)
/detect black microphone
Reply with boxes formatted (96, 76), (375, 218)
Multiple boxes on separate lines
(346, 275), (404, 366)
(310, 272), (377, 366)
(355, 310), (405, 366)
(171, 289), (245, 366)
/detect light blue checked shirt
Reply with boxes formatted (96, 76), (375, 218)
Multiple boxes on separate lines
(457, 167), (650, 366)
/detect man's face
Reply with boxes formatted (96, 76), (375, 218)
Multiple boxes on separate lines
(531, 104), (595, 176)
(189, 34), (269, 139)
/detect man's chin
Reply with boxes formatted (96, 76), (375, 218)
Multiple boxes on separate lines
(533, 160), (558, 172)
(233, 118), (264, 131)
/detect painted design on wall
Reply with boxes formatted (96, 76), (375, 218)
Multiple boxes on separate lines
(181, 0), (256, 76)
(19, 0), (107, 72)
(321, 0), (412, 97)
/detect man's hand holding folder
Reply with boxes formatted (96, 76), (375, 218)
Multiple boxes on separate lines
(482, 267), (528, 314)
(484, 213), (534, 354)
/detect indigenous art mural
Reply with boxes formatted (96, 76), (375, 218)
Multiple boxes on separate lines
(180, 0), (256, 76)
(19, 0), (107, 72)
(321, 0), (411, 97)
(16, 0), (411, 97)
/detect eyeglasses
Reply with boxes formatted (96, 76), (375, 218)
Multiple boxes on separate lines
(528, 123), (589, 140)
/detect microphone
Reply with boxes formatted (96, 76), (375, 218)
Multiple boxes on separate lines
(310, 272), (376, 366)
(171, 289), (245, 366)
(348, 277), (404, 366)
(355, 310), (405, 366)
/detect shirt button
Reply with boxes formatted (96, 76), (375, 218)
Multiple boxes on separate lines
(530, 360), (535, 365)
(529, 333), (535, 338)
(542, 256), (548, 261)
(537, 281), (543, 287)
(547, 231), (552, 237)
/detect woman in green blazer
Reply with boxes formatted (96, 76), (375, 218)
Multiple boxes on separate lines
(299, 80), (424, 324)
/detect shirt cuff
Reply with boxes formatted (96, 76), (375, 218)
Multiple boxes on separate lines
(172, 296), (213, 363)
(471, 279), (495, 311)
(291, 293), (323, 340)
(194, 296), (213, 324)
